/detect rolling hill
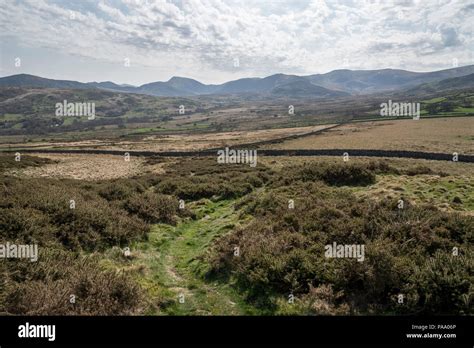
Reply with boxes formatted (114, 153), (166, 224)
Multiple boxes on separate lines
(305, 65), (474, 94)
(407, 73), (474, 94)
(270, 79), (349, 98)
(0, 74), (87, 89)
(1, 65), (473, 98)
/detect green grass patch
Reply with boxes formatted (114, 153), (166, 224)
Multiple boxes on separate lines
(0, 113), (23, 121)
(422, 97), (446, 104)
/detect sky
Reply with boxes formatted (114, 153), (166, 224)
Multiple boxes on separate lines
(0, 0), (473, 85)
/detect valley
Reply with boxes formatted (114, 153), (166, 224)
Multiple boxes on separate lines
(1, 65), (473, 317)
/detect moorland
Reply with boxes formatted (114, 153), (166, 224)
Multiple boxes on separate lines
(0, 67), (473, 316)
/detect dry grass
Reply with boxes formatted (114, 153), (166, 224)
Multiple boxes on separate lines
(0, 125), (334, 152)
(353, 174), (474, 214)
(123, 125), (333, 151)
(268, 117), (474, 154)
(8, 153), (167, 180)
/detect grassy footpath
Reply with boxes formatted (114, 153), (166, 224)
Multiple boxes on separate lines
(101, 199), (257, 315)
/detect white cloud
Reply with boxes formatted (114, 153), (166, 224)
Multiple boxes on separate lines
(0, 0), (472, 84)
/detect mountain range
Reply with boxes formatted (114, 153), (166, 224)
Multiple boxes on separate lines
(1, 65), (473, 98)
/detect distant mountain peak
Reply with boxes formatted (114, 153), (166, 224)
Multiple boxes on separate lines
(168, 76), (196, 82)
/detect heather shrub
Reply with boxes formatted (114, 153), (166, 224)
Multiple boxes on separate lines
(155, 158), (270, 200)
(206, 181), (473, 314)
(98, 182), (137, 201)
(404, 165), (434, 176)
(123, 192), (178, 224)
(298, 284), (350, 315)
(293, 162), (376, 186)
(0, 249), (142, 315)
(273, 161), (399, 188)
(0, 154), (55, 173)
(0, 207), (56, 246)
(403, 250), (473, 315)
(0, 177), (150, 251)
